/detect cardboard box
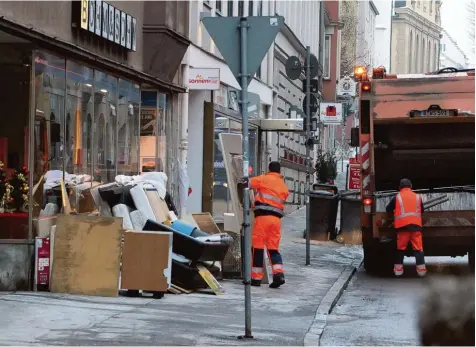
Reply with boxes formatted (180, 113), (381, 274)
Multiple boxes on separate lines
(33, 216), (57, 238)
(121, 231), (172, 292)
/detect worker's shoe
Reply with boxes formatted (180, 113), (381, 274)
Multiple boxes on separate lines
(251, 279), (261, 287)
(269, 273), (285, 288)
(416, 264), (427, 278)
(393, 264), (404, 277)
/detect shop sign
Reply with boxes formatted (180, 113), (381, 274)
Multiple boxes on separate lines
(35, 237), (50, 290)
(72, 0), (137, 51)
(187, 68), (220, 90)
(347, 164), (361, 190)
(320, 102), (343, 124)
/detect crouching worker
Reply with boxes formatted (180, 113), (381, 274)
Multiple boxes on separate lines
(386, 178), (426, 277)
(249, 161), (289, 288)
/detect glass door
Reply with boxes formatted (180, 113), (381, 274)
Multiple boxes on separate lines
(211, 114), (258, 221)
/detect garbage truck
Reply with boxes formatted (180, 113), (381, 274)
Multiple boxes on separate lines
(351, 66), (475, 275)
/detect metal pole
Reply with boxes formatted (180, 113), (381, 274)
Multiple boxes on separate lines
(239, 17), (253, 339)
(305, 46), (311, 266)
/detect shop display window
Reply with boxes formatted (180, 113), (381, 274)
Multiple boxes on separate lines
(65, 60), (94, 176)
(93, 71), (117, 183)
(117, 79), (140, 176)
(139, 91), (168, 174)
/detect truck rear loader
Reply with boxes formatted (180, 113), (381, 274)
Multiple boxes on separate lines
(351, 66), (475, 275)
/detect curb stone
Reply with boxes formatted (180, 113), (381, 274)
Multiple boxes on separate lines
(303, 258), (363, 346)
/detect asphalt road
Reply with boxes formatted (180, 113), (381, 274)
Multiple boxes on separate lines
(320, 256), (472, 346)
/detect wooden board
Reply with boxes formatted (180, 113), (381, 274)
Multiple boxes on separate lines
(219, 133), (270, 284)
(121, 231), (172, 292)
(196, 264), (225, 295)
(145, 189), (168, 223)
(50, 215), (122, 297)
(60, 178), (72, 215)
(193, 213), (221, 235)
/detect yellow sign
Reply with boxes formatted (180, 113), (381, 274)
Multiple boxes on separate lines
(80, 0), (89, 30)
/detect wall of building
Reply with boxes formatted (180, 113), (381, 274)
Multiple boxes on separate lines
(0, 1), (144, 71)
(374, 0), (392, 70)
(356, 1), (378, 68)
(391, 7), (441, 74)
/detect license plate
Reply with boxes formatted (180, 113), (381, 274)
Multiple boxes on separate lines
(420, 109), (451, 117)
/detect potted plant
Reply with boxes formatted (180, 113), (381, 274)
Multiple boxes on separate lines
(314, 150), (338, 184)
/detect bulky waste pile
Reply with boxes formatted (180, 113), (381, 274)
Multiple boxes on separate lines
(38, 170), (234, 296)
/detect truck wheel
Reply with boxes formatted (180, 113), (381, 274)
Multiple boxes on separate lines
(469, 251), (475, 272)
(364, 246), (394, 277)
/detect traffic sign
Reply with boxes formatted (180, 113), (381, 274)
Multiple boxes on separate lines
(285, 56), (302, 80)
(202, 15), (284, 86)
(303, 94), (319, 115)
(306, 53), (319, 79)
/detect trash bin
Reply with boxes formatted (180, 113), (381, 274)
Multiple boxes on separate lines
(338, 191), (362, 244)
(308, 185), (339, 241)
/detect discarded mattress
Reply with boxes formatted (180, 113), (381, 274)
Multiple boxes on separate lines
(130, 185), (156, 222)
(112, 204), (134, 230)
(143, 220), (230, 262)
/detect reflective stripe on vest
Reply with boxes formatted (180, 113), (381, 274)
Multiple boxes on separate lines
(254, 204), (284, 217)
(255, 192), (286, 205)
(394, 193), (421, 221)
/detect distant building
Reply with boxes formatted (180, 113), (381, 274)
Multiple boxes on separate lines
(355, 0), (379, 69)
(374, 0), (393, 71)
(391, 0), (442, 74)
(439, 29), (470, 69)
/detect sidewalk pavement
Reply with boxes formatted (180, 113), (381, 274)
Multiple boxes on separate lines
(0, 205), (363, 346)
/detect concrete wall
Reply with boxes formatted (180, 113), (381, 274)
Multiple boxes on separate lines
(0, 1), (144, 71)
(0, 243), (32, 291)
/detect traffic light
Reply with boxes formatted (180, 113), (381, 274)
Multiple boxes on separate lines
(303, 116), (318, 132)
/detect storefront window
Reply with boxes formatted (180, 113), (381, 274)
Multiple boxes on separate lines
(117, 79), (140, 176)
(140, 91), (167, 173)
(93, 71), (117, 183)
(65, 61), (94, 176)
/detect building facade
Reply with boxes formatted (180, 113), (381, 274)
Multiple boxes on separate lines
(391, 0), (442, 74)
(439, 29), (470, 69)
(356, 0), (379, 69)
(184, 0), (323, 219)
(0, 0), (189, 290)
(321, 0), (343, 153)
(374, 0), (393, 70)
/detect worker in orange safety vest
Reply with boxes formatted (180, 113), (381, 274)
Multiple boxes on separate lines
(386, 178), (426, 277)
(249, 161), (289, 288)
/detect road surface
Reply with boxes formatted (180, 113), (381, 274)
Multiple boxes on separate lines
(320, 256), (472, 346)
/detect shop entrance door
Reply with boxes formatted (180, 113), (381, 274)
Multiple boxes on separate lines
(212, 115), (257, 222)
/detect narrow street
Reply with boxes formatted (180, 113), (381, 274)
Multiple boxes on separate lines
(320, 257), (472, 346)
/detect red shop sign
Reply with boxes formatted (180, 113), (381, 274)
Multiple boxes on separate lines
(347, 164), (361, 190)
(35, 237), (50, 290)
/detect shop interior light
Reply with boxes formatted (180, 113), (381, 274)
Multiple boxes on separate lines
(85, 83), (92, 87)
(100, 89), (108, 93)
